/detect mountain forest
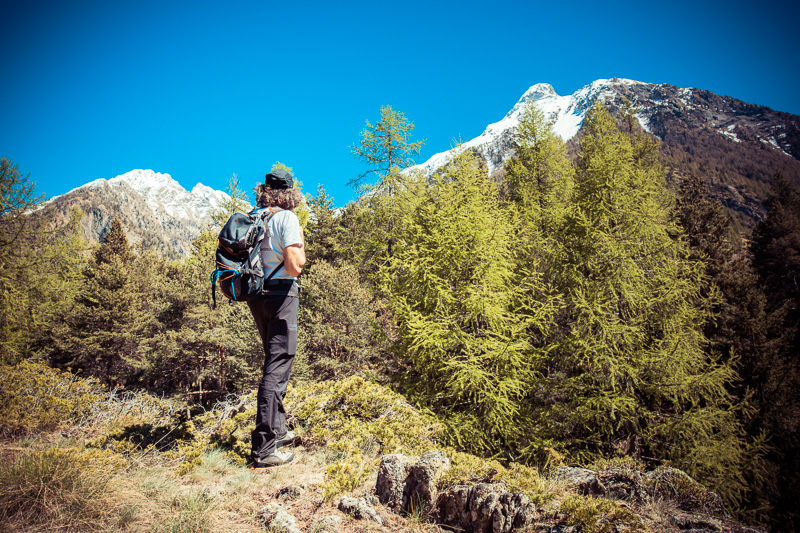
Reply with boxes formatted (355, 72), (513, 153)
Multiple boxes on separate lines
(1, 101), (798, 533)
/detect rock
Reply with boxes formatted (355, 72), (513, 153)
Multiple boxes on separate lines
(554, 466), (605, 496)
(404, 450), (450, 515)
(669, 513), (723, 531)
(597, 465), (649, 502)
(276, 486), (303, 500)
(338, 496), (383, 525)
(313, 514), (342, 533)
(436, 483), (538, 533)
(257, 502), (301, 533)
(644, 466), (726, 516)
(376, 453), (412, 510)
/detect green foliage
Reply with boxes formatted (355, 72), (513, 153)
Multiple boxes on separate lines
(520, 103), (753, 507)
(0, 360), (101, 435)
(560, 494), (644, 533)
(504, 99), (574, 231)
(350, 105), (425, 190)
(50, 218), (159, 385)
(210, 174), (251, 227)
(297, 259), (388, 381)
(440, 450), (554, 505)
(378, 146), (555, 455)
(305, 185), (346, 266)
(0, 158), (85, 364)
(288, 376), (441, 499)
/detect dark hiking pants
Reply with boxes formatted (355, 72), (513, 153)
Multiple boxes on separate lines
(247, 280), (299, 459)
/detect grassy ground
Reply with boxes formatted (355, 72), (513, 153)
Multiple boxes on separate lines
(0, 434), (450, 533)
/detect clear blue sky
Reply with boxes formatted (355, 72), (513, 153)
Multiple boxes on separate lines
(2, 0), (798, 207)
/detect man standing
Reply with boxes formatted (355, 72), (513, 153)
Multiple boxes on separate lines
(247, 168), (305, 468)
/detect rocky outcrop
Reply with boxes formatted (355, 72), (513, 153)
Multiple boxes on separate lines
(436, 483), (538, 533)
(373, 452), (755, 533)
(375, 450), (451, 515)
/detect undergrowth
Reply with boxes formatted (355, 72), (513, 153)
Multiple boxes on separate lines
(0, 447), (127, 531)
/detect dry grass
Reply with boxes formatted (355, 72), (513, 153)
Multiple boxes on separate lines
(0, 435), (455, 533)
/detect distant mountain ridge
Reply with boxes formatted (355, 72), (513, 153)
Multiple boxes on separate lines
(411, 78), (800, 227)
(43, 169), (234, 258)
(44, 79), (800, 255)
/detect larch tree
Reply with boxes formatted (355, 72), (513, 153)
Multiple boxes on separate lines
(349, 106), (426, 265)
(379, 146), (556, 455)
(535, 103), (753, 506)
(0, 158), (85, 364)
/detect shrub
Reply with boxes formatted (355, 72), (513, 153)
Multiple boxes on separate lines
(297, 260), (390, 381)
(0, 360), (101, 435)
(560, 494), (644, 533)
(287, 376), (441, 499)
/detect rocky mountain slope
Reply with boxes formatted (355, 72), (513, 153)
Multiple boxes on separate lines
(41, 80), (800, 255)
(41, 169), (233, 258)
(412, 78), (800, 228)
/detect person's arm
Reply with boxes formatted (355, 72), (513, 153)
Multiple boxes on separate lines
(283, 222), (306, 277)
(284, 243), (305, 277)
(281, 215), (305, 277)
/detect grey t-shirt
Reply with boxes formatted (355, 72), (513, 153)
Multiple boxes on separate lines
(253, 208), (303, 280)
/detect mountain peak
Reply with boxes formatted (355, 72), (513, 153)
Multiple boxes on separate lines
(110, 169), (184, 194)
(522, 83), (558, 100)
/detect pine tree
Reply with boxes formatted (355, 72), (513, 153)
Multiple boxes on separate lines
(536, 103), (752, 505)
(749, 176), (800, 530)
(51, 218), (149, 385)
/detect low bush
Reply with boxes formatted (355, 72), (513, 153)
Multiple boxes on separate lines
(0, 360), (101, 436)
(560, 494), (644, 533)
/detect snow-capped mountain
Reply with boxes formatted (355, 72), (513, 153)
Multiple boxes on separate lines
(44, 170), (239, 258)
(411, 78), (800, 225)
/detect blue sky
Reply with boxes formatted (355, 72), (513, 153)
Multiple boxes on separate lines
(2, 0), (798, 207)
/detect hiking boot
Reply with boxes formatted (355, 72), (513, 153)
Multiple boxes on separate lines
(276, 429), (296, 448)
(250, 449), (294, 468)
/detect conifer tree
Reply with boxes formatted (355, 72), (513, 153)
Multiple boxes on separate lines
(0, 158), (85, 364)
(350, 105), (425, 191)
(211, 174), (252, 227)
(51, 218), (149, 384)
(349, 106), (426, 266)
(537, 103), (751, 504)
(749, 176), (800, 530)
(305, 185), (346, 267)
(140, 228), (261, 398)
(504, 100), (573, 227)
(380, 147), (555, 454)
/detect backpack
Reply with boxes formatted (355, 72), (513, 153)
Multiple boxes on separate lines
(210, 207), (284, 307)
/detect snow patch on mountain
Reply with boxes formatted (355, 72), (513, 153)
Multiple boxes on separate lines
(409, 78), (652, 176)
(51, 169), (231, 226)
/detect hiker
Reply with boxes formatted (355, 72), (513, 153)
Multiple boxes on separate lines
(247, 168), (305, 468)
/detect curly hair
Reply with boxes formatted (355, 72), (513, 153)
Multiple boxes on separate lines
(254, 184), (304, 210)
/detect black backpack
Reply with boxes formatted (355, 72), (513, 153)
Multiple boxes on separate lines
(210, 207), (284, 307)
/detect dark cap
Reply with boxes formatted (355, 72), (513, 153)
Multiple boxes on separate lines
(264, 168), (294, 189)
